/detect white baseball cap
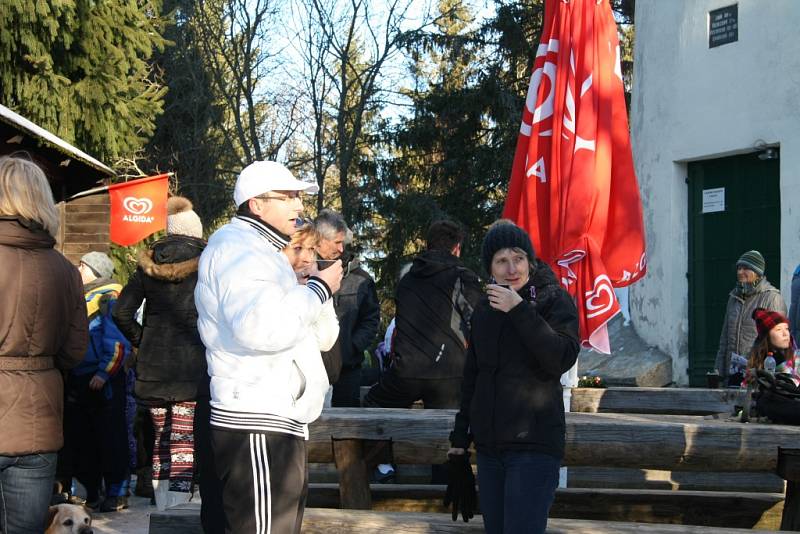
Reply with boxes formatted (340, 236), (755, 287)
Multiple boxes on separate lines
(233, 161), (319, 207)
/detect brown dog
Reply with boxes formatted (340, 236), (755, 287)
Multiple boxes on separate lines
(45, 504), (93, 534)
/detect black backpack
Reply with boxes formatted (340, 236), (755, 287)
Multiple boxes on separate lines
(755, 370), (800, 425)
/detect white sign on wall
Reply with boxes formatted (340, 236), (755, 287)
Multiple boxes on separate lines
(702, 187), (725, 213)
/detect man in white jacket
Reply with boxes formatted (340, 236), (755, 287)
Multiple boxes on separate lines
(195, 161), (343, 533)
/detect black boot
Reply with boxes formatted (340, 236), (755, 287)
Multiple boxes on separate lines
(134, 466), (154, 498)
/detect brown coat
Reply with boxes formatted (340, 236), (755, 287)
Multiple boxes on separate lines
(0, 218), (88, 455)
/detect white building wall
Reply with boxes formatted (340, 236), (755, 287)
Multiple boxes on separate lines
(630, 0), (800, 385)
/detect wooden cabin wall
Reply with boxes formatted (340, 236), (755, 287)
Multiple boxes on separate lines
(57, 192), (110, 265)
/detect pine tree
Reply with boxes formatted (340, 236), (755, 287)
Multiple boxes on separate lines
(374, 0), (542, 287)
(0, 0), (168, 161)
(143, 0), (233, 227)
(374, 0), (633, 298)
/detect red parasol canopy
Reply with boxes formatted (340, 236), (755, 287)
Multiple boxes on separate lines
(502, 0), (646, 353)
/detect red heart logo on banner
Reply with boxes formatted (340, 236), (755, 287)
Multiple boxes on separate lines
(123, 197), (154, 215)
(109, 175), (168, 246)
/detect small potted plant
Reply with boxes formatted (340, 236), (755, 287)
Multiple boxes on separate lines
(578, 375), (607, 388)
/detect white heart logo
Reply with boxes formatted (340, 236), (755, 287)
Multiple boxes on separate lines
(585, 274), (615, 319)
(123, 197), (153, 215)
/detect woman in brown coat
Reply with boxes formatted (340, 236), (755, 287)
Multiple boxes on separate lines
(0, 156), (88, 533)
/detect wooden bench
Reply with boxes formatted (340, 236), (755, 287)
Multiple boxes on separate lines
(358, 386), (747, 415)
(305, 408), (800, 523)
(563, 466), (784, 492)
(309, 408), (800, 471)
(304, 483), (784, 529)
(150, 504), (790, 533)
(569, 387), (746, 415)
(150, 407), (800, 530)
(309, 462), (786, 493)
(299, 509), (790, 533)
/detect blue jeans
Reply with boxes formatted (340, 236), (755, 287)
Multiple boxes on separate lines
(0, 453), (57, 534)
(476, 449), (560, 534)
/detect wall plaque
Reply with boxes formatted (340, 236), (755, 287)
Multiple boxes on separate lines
(709, 4), (738, 48)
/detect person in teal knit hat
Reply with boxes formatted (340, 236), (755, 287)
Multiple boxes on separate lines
(715, 250), (786, 386)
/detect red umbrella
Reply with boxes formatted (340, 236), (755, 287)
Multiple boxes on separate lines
(503, 0), (646, 353)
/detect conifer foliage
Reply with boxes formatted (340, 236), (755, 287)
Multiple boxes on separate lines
(0, 0), (168, 161)
(373, 0), (545, 285)
(143, 0), (232, 227)
(372, 0), (633, 290)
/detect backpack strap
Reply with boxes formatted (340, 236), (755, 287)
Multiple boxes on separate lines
(450, 268), (476, 347)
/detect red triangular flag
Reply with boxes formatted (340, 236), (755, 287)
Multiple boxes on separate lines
(109, 174), (169, 246)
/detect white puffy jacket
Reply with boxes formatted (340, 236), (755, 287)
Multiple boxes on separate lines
(194, 217), (336, 437)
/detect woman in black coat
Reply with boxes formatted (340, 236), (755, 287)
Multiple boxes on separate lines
(113, 197), (220, 528)
(448, 220), (580, 534)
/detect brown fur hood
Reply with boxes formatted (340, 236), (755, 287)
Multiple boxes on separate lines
(138, 248), (199, 282)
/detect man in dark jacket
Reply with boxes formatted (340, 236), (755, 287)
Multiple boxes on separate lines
(365, 220), (482, 409)
(315, 209), (380, 407)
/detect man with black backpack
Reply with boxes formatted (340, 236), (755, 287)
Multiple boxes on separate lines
(364, 220), (482, 409)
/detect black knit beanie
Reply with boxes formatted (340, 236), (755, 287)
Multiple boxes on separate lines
(481, 221), (536, 273)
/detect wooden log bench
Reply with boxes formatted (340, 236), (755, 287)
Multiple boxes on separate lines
(569, 387), (746, 415)
(149, 408), (800, 530)
(562, 466), (785, 493)
(307, 408), (800, 522)
(304, 483), (784, 529)
(358, 386), (748, 415)
(310, 459), (786, 493)
(308, 408), (800, 472)
(149, 503), (791, 533)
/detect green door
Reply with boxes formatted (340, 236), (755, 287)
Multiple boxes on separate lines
(687, 152), (780, 387)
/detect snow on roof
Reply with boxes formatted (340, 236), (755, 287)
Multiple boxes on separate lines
(0, 103), (114, 177)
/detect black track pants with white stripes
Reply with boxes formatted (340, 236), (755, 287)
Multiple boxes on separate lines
(211, 428), (308, 534)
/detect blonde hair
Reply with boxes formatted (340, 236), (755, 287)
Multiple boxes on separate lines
(290, 221), (321, 249)
(0, 156), (60, 238)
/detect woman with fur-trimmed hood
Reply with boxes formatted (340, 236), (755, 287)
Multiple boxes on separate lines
(113, 197), (220, 520)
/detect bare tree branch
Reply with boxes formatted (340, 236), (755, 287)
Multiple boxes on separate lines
(193, 0), (299, 170)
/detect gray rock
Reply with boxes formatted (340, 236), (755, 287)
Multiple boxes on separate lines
(578, 314), (673, 387)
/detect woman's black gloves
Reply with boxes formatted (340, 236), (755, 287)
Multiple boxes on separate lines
(443, 452), (476, 522)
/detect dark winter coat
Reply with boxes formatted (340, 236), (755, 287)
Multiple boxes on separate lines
(322, 255), (380, 383)
(0, 217), (87, 455)
(392, 249), (482, 379)
(113, 235), (208, 404)
(450, 260), (579, 459)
